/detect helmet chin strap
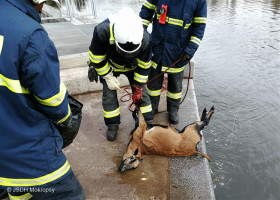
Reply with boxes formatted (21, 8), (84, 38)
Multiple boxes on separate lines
(115, 41), (142, 58)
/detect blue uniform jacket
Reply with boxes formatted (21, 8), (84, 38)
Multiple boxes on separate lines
(0, 0), (72, 189)
(140, 0), (207, 73)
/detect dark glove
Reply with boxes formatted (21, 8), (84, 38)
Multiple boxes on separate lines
(179, 51), (192, 62)
(55, 96), (83, 148)
(132, 85), (143, 104)
(88, 61), (98, 82)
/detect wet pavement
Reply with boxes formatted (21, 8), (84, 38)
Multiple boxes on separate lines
(61, 79), (215, 200)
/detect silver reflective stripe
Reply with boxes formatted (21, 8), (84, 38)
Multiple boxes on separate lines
(103, 108), (120, 118)
(193, 17), (207, 23)
(144, 1), (156, 10)
(95, 62), (111, 75)
(137, 58), (151, 69)
(190, 36), (201, 45)
(89, 51), (106, 63)
(167, 91), (182, 99)
(0, 161), (70, 186)
(134, 72), (148, 83)
(147, 87), (161, 96)
(140, 105), (152, 113)
(161, 66), (185, 73)
(142, 19), (150, 26)
(151, 61), (158, 69)
(0, 74), (30, 94)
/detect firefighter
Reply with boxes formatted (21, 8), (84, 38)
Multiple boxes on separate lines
(140, 0), (207, 124)
(0, 0), (85, 199)
(88, 8), (153, 141)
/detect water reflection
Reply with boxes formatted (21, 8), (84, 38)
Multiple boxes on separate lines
(195, 0), (280, 199)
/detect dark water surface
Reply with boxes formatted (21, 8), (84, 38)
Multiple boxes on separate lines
(194, 0), (280, 199)
(93, 0), (280, 199)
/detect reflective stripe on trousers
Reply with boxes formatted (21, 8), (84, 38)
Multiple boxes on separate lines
(147, 63), (183, 113)
(100, 71), (153, 125)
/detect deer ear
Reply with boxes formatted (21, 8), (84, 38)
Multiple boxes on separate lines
(133, 149), (139, 155)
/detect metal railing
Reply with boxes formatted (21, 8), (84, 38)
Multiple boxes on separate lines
(42, 0), (97, 20)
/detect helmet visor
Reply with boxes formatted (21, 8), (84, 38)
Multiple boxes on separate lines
(115, 41), (141, 58)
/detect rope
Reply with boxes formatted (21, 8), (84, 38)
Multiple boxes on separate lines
(120, 58), (192, 112)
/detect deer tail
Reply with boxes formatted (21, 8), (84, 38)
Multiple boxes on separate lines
(194, 151), (211, 162)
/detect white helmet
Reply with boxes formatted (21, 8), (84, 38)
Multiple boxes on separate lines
(32, 0), (61, 8)
(109, 7), (144, 58)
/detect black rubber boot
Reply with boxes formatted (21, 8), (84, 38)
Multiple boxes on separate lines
(107, 124), (119, 141)
(169, 111), (179, 124)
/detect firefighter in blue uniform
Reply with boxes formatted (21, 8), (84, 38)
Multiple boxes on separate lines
(88, 8), (153, 141)
(140, 0), (207, 124)
(0, 0), (85, 199)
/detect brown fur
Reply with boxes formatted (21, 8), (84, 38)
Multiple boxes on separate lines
(119, 107), (214, 172)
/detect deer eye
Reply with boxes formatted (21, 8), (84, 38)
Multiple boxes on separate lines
(129, 157), (136, 163)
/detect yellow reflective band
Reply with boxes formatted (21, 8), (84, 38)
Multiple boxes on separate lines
(103, 108), (120, 118)
(184, 23), (191, 29)
(156, 15), (183, 26)
(0, 74), (30, 94)
(151, 61), (158, 69)
(142, 19), (150, 26)
(144, 1), (156, 10)
(113, 68), (133, 72)
(194, 17), (207, 23)
(137, 58), (151, 69)
(0, 35), (3, 55)
(167, 91), (182, 99)
(190, 36), (201, 45)
(147, 87), (161, 96)
(162, 66), (185, 73)
(140, 104), (152, 114)
(34, 81), (66, 107)
(134, 72), (148, 83)
(0, 161), (70, 187)
(8, 193), (32, 200)
(168, 17), (183, 26)
(57, 104), (71, 124)
(95, 62), (111, 75)
(109, 23), (115, 44)
(109, 59), (126, 69)
(89, 50), (106, 64)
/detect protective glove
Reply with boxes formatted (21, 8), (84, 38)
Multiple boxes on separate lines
(103, 71), (121, 90)
(179, 51), (192, 62)
(132, 85), (143, 104)
(88, 62), (98, 83)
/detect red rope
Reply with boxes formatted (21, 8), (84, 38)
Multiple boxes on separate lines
(120, 58), (191, 111)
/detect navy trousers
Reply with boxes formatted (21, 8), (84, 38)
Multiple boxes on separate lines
(8, 172), (85, 200)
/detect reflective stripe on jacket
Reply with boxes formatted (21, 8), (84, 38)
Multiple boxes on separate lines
(89, 19), (152, 87)
(140, 0), (207, 73)
(0, 0), (72, 188)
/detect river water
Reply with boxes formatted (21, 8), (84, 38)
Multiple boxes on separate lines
(93, 0), (280, 199)
(194, 0), (280, 199)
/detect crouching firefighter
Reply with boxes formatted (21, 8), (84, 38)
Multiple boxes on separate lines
(139, 0), (207, 124)
(0, 0), (85, 199)
(88, 7), (153, 141)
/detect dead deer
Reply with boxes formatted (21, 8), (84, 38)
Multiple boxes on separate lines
(119, 106), (215, 172)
